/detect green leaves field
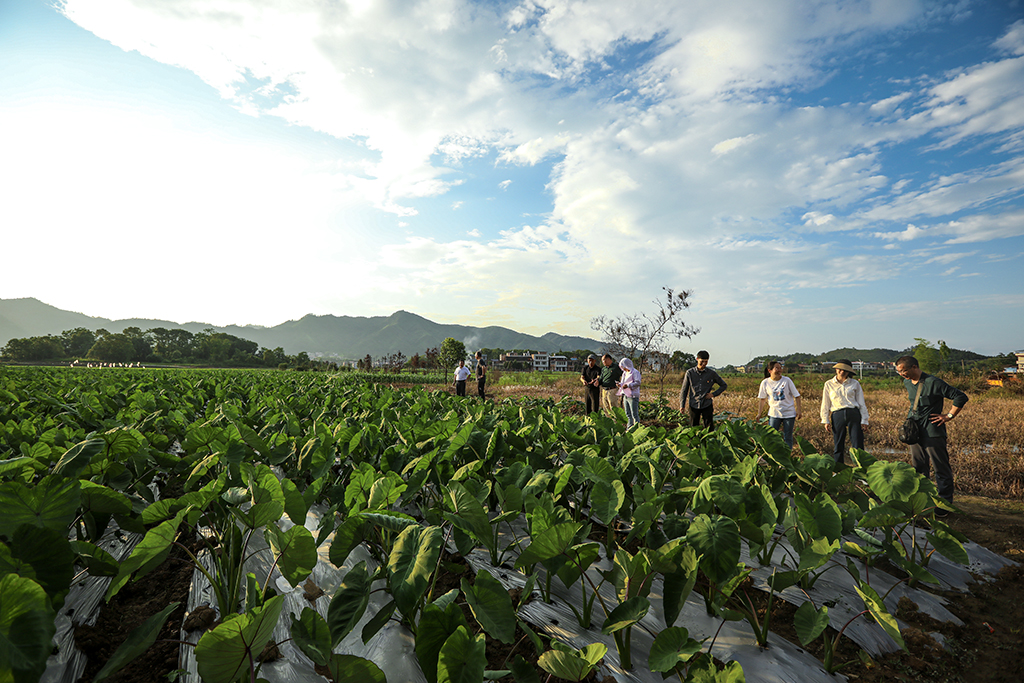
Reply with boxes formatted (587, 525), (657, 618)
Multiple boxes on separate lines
(0, 366), (1005, 683)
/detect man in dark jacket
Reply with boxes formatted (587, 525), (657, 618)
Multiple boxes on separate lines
(580, 354), (601, 413)
(679, 350), (727, 429)
(895, 355), (968, 509)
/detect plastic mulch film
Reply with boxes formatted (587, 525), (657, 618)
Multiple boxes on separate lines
(41, 528), (143, 683)
(462, 537), (849, 683)
(178, 506), (428, 683)
(173, 503), (1018, 683)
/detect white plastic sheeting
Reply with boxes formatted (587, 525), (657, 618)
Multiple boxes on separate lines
(44, 499), (1018, 683)
(178, 507), (428, 683)
(40, 529), (142, 683)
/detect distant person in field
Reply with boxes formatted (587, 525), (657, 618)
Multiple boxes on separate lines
(896, 355), (968, 509)
(820, 360), (869, 464)
(756, 361), (802, 449)
(599, 354), (623, 415)
(616, 358), (642, 429)
(475, 351), (487, 399)
(679, 350), (727, 429)
(580, 354), (601, 413)
(453, 359), (472, 397)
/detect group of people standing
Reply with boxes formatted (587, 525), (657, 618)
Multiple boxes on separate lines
(754, 356), (968, 508)
(459, 349), (968, 508)
(452, 352), (488, 398)
(580, 353), (642, 428)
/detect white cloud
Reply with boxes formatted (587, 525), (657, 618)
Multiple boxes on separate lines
(874, 224), (928, 242)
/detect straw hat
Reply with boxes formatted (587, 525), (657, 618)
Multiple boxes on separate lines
(833, 362), (855, 373)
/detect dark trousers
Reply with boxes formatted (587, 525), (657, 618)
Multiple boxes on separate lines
(477, 377), (486, 398)
(910, 435), (955, 503)
(584, 386), (600, 413)
(455, 380), (466, 396)
(689, 405), (714, 429)
(830, 407), (863, 464)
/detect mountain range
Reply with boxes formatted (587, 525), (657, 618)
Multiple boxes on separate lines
(0, 298), (602, 359)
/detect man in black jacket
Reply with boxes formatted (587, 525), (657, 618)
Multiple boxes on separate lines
(895, 355), (968, 509)
(679, 350), (727, 429)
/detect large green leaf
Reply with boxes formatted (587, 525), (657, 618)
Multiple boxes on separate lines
(329, 515), (367, 568)
(280, 477), (309, 526)
(264, 523), (317, 587)
(106, 509), (188, 601)
(537, 642), (606, 682)
(0, 477), (81, 537)
(601, 596), (650, 634)
(10, 525), (74, 604)
(70, 540), (120, 577)
(590, 480), (626, 525)
(461, 570), (516, 644)
(233, 468), (285, 529)
(926, 530), (969, 565)
(866, 461), (920, 503)
(79, 481), (133, 516)
(327, 654), (387, 683)
(648, 626), (702, 672)
(856, 582), (906, 651)
(0, 574), (56, 683)
(514, 522), (582, 570)
(693, 475), (746, 517)
(93, 602), (180, 682)
(442, 482), (492, 556)
(327, 561), (371, 646)
(290, 607), (333, 667)
(51, 438), (105, 478)
(686, 514), (741, 585)
(417, 601), (469, 683)
(793, 602), (829, 646)
(437, 626), (487, 683)
(388, 525), (444, 618)
(195, 595), (285, 683)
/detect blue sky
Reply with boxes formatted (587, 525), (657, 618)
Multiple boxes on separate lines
(1, 0), (1022, 365)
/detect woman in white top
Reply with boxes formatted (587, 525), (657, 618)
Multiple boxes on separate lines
(756, 361), (802, 449)
(819, 360), (869, 464)
(616, 358), (642, 430)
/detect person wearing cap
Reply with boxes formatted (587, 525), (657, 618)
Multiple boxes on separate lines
(679, 350), (727, 430)
(895, 355), (968, 508)
(756, 361), (802, 449)
(819, 359), (869, 463)
(599, 354), (623, 415)
(580, 354), (602, 413)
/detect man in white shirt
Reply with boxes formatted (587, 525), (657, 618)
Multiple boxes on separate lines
(453, 359), (472, 396)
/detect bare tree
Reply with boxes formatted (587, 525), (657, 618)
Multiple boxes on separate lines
(591, 287), (700, 394)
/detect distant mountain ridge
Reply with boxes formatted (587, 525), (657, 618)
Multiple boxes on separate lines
(0, 298), (601, 359)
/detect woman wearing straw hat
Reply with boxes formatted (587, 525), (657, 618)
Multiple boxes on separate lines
(819, 359), (869, 464)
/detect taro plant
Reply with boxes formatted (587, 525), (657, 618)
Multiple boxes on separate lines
(792, 578), (908, 674)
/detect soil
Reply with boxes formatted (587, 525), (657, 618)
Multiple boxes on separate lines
(67, 496), (1023, 683)
(74, 539), (193, 683)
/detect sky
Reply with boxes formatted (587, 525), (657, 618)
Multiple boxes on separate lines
(1, 0), (1023, 365)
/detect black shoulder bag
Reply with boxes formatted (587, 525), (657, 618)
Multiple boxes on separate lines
(898, 382), (924, 445)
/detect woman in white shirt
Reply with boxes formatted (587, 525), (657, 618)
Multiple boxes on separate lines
(819, 360), (869, 464)
(756, 361), (802, 449)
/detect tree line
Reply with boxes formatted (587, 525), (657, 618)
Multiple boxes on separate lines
(0, 327), (320, 369)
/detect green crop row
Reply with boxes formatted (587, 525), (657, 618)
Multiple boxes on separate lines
(0, 366), (969, 683)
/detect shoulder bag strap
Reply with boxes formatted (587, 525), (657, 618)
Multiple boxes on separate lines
(911, 381), (924, 413)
